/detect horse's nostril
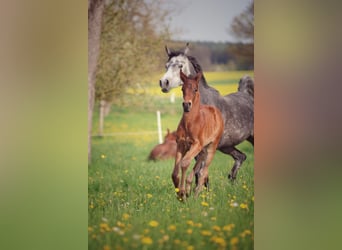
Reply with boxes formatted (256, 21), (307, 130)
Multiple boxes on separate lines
(165, 79), (169, 87)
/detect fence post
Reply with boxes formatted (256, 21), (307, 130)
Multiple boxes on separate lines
(156, 110), (162, 144)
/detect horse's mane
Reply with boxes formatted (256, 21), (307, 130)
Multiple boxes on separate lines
(168, 50), (211, 89)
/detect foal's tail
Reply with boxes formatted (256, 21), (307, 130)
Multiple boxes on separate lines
(238, 75), (254, 98)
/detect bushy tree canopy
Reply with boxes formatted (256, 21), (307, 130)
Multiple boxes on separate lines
(95, 0), (172, 102)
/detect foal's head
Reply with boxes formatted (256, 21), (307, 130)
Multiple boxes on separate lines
(180, 70), (202, 113)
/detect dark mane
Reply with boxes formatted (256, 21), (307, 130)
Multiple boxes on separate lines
(168, 50), (210, 88)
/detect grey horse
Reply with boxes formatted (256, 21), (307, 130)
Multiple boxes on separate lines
(159, 43), (254, 180)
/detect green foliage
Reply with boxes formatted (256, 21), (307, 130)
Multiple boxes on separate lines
(95, 0), (172, 102)
(89, 90), (254, 250)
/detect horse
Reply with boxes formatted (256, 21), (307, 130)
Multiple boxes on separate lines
(148, 129), (177, 161)
(172, 70), (224, 200)
(160, 43), (254, 180)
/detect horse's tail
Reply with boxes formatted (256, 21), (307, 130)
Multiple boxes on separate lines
(238, 75), (254, 98)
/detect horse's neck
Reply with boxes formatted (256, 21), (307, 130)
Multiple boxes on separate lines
(187, 62), (221, 105)
(199, 78), (221, 105)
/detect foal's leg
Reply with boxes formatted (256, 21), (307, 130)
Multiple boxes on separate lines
(171, 150), (183, 189)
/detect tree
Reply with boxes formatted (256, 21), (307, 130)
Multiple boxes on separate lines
(94, 0), (172, 135)
(228, 1), (254, 69)
(88, 0), (104, 163)
(229, 1), (254, 42)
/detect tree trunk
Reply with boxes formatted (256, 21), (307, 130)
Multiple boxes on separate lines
(88, 0), (104, 164)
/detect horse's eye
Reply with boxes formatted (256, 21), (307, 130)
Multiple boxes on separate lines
(179, 64), (183, 69)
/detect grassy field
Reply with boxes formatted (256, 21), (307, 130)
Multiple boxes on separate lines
(89, 71), (254, 250)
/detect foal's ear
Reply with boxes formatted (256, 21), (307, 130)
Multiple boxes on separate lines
(184, 42), (190, 55)
(180, 69), (187, 83)
(195, 71), (203, 82)
(165, 45), (171, 56)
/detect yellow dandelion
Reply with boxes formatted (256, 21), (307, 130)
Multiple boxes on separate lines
(141, 236), (153, 245)
(240, 203), (248, 209)
(100, 223), (111, 231)
(162, 235), (169, 241)
(186, 229), (193, 234)
(103, 245), (110, 250)
(195, 223), (202, 228)
(223, 223), (235, 232)
(212, 225), (221, 231)
(187, 246), (194, 250)
(88, 226), (93, 232)
(210, 216), (216, 221)
(200, 230), (212, 236)
(122, 213), (130, 220)
(186, 220), (194, 226)
(149, 220), (159, 227)
(230, 237), (239, 245)
(174, 239), (181, 244)
(101, 154), (106, 159)
(175, 188), (180, 193)
(201, 201), (209, 207)
(244, 229), (252, 235)
(168, 225), (176, 231)
(211, 236), (227, 247)
(147, 193), (153, 199)
(117, 221), (125, 228)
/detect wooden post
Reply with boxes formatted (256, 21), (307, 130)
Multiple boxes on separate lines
(157, 110), (162, 144)
(99, 100), (105, 136)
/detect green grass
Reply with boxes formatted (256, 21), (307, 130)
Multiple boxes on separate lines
(89, 71), (254, 250)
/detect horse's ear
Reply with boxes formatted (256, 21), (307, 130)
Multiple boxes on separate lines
(184, 42), (190, 55)
(195, 71), (202, 82)
(165, 45), (171, 56)
(180, 69), (187, 83)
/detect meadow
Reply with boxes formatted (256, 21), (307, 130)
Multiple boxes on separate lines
(89, 71), (254, 250)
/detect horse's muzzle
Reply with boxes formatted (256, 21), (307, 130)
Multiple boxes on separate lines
(183, 102), (191, 112)
(160, 79), (169, 93)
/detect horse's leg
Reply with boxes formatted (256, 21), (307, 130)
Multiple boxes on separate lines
(247, 135), (254, 146)
(220, 146), (247, 180)
(194, 145), (215, 197)
(181, 141), (202, 199)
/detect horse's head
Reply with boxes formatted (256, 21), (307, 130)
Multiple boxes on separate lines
(180, 70), (202, 113)
(159, 43), (194, 93)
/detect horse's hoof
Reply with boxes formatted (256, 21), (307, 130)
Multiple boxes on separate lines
(228, 174), (236, 181)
